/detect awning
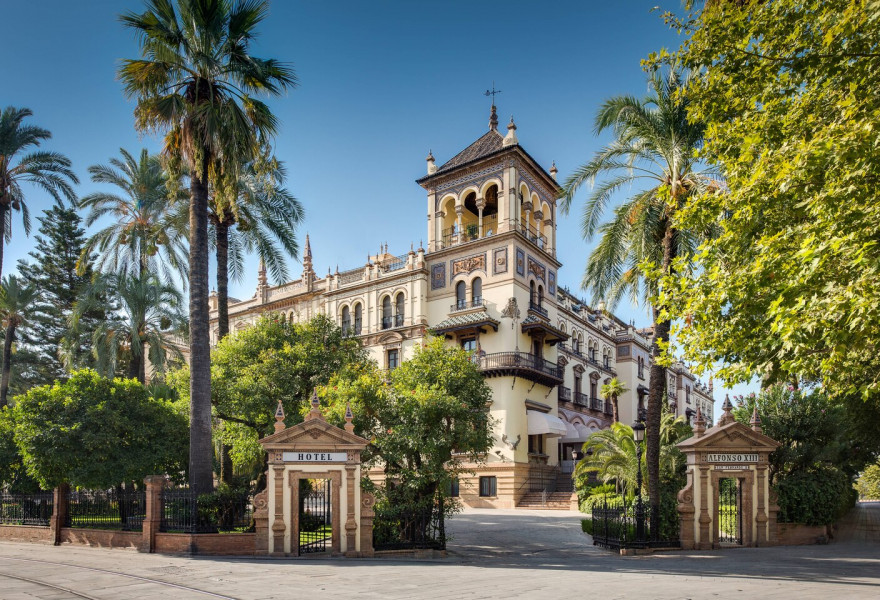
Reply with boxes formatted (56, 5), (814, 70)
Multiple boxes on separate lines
(559, 422), (594, 442)
(527, 410), (568, 437)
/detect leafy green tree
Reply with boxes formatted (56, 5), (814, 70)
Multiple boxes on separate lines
(601, 377), (627, 423)
(78, 148), (188, 283)
(0, 276), (38, 407)
(321, 337), (494, 544)
(0, 106), (78, 279)
(72, 273), (186, 383)
(11, 206), (107, 393)
(733, 385), (868, 524)
(855, 463), (880, 501)
(654, 0), (880, 398)
(170, 315), (369, 479)
(559, 67), (713, 529)
(0, 407), (40, 492)
(12, 370), (188, 490)
(119, 0), (297, 494)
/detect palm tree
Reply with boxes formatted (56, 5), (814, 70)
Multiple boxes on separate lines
(119, 0), (296, 494)
(574, 412), (690, 500)
(211, 158), (303, 339)
(601, 377), (628, 424)
(79, 148), (188, 283)
(0, 107), (78, 279)
(71, 273), (185, 384)
(0, 276), (38, 407)
(559, 67), (713, 534)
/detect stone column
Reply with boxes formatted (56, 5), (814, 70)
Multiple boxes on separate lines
(141, 475), (165, 553)
(677, 471), (696, 550)
(477, 196), (486, 238)
(272, 465), (286, 555)
(698, 466), (711, 550)
(755, 465), (768, 546)
(344, 464), (357, 557)
(455, 205), (463, 242)
(360, 492), (375, 558)
(253, 488), (270, 555)
(50, 483), (70, 546)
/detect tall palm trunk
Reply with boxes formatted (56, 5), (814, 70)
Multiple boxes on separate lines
(646, 221), (678, 538)
(189, 156), (214, 496)
(0, 204), (6, 281)
(611, 395), (619, 423)
(127, 340), (146, 383)
(215, 219), (234, 484)
(1, 322), (15, 407)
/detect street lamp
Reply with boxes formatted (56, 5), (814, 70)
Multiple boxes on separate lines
(632, 421), (646, 544)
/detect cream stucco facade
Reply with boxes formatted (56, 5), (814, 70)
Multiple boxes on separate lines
(208, 106), (713, 508)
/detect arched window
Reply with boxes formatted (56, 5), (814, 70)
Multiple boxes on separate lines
(395, 292), (405, 327)
(354, 303), (363, 335)
(590, 376), (598, 400)
(382, 296), (392, 329)
(341, 306), (351, 336)
(537, 285), (544, 308)
(637, 356), (645, 378)
(472, 277), (482, 305)
(456, 280), (467, 310)
(530, 281), (536, 307)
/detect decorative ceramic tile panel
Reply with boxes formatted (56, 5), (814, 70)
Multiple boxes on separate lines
(493, 247), (508, 275)
(431, 262), (446, 290)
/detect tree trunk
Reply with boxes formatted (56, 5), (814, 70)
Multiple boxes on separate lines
(0, 323), (14, 408)
(189, 156), (214, 496)
(127, 341), (146, 384)
(646, 221), (678, 539)
(0, 204), (6, 281)
(215, 221), (234, 485)
(612, 396), (619, 423)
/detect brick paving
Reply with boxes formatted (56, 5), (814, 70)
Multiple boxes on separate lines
(0, 505), (878, 599)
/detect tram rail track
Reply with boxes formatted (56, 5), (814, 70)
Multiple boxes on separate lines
(0, 555), (241, 599)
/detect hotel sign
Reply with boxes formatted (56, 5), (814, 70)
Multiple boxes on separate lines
(282, 451), (348, 462)
(707, 453), (758, 463)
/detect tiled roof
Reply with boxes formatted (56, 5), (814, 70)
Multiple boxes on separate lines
(521, 315), (569, 341)
(434, 130), (504, 175)
(430, 310), (500, 334)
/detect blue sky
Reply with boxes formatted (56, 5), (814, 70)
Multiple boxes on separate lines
(1, 0), (757, 408)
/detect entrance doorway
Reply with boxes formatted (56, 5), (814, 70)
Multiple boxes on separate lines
(718, 477), (742, 545)
(298, 479), (332, 554)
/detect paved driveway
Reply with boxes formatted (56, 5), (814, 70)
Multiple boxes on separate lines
(0, 505), (878, 599)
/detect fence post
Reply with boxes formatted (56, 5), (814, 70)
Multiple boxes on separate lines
(49, 484), (69, 545)
(141, 475), (165, 553)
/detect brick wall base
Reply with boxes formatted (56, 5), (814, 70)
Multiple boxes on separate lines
(776, 522), (829, 545)
(154, 532), (256, 555)
(0, 525), (54, 544)
(60, 528), (141, 549)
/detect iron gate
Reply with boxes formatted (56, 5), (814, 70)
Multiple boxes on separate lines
(298, 479), (331, 554)
(718, 477), (742, 545)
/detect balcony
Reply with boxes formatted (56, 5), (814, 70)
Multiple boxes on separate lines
(558, 386), (571, 403)
(439, 214), (498, 250)
(381, 314), (405, 330)
(450, 299), (486, 313)
(528, 301), (548, 318)
(476, 351), (563, 387)
(519, 223), (547, 249)
(573, 391), (589, 407)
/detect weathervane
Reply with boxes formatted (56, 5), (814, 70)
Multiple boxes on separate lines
(485, 82), (502, 105)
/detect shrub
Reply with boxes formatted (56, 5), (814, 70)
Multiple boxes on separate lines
(775, 466), (858, 526)
(581, 519), (593, 535)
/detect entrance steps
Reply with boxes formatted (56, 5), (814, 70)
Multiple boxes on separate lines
(516, 491), (575, 510)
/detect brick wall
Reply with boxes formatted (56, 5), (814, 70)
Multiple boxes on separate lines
(776, 522), (829, 545)
(0, 525), (54, 544)
(154, 532), (255, 555)
(60, 528), (142, 549)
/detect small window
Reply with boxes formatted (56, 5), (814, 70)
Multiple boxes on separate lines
(387, 348), (399, 370)
(456, 280), (467, 309)
(528, 434), (544, 455)
(448, 478), (460, 498)
(479, 476), (497, 498)
(341, 306), (351, 336)
(382, 296), (392, 329)
(461, 338), (476, 353)
(395, 292), (405, 327)
(472, 277), (482, 305)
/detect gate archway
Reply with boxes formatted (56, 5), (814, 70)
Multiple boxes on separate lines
(676, 397), (780, 550)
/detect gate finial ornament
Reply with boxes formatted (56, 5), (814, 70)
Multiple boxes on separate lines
(717, 394), (735, 426)
(693, 405), (706, 438)
(750, 406), (762, 434)
(344, 402), (355, 433)
(307, 389), (325, 421)
(274, 399), (286, 432)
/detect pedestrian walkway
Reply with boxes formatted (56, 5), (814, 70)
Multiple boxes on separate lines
(835, 501), (880, 543)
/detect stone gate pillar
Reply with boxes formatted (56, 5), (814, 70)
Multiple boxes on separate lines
(676, 398), (780, 550)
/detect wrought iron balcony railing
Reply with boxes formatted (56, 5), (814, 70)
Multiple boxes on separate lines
(450, 299), (486, 313)
(475, 351), (564, 385)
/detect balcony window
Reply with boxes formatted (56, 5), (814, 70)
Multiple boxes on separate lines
(456, 280), (467, 310)
(395, 292), (405, 324)
(472, 277), (482, 306)
(382, 296), (392, 330)
(528, 434), (545, 455)
(341, 306), (351, 336)
(461, 338), (477, 353)
(354, 304), (363, 335)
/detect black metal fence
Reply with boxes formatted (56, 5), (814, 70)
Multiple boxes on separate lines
(590, 497), (680, 550)
(373, 504), (445, 551)
(0, 492), (54, 527)
(66, 489), (146, 531)
(160, 487), (254, 534)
